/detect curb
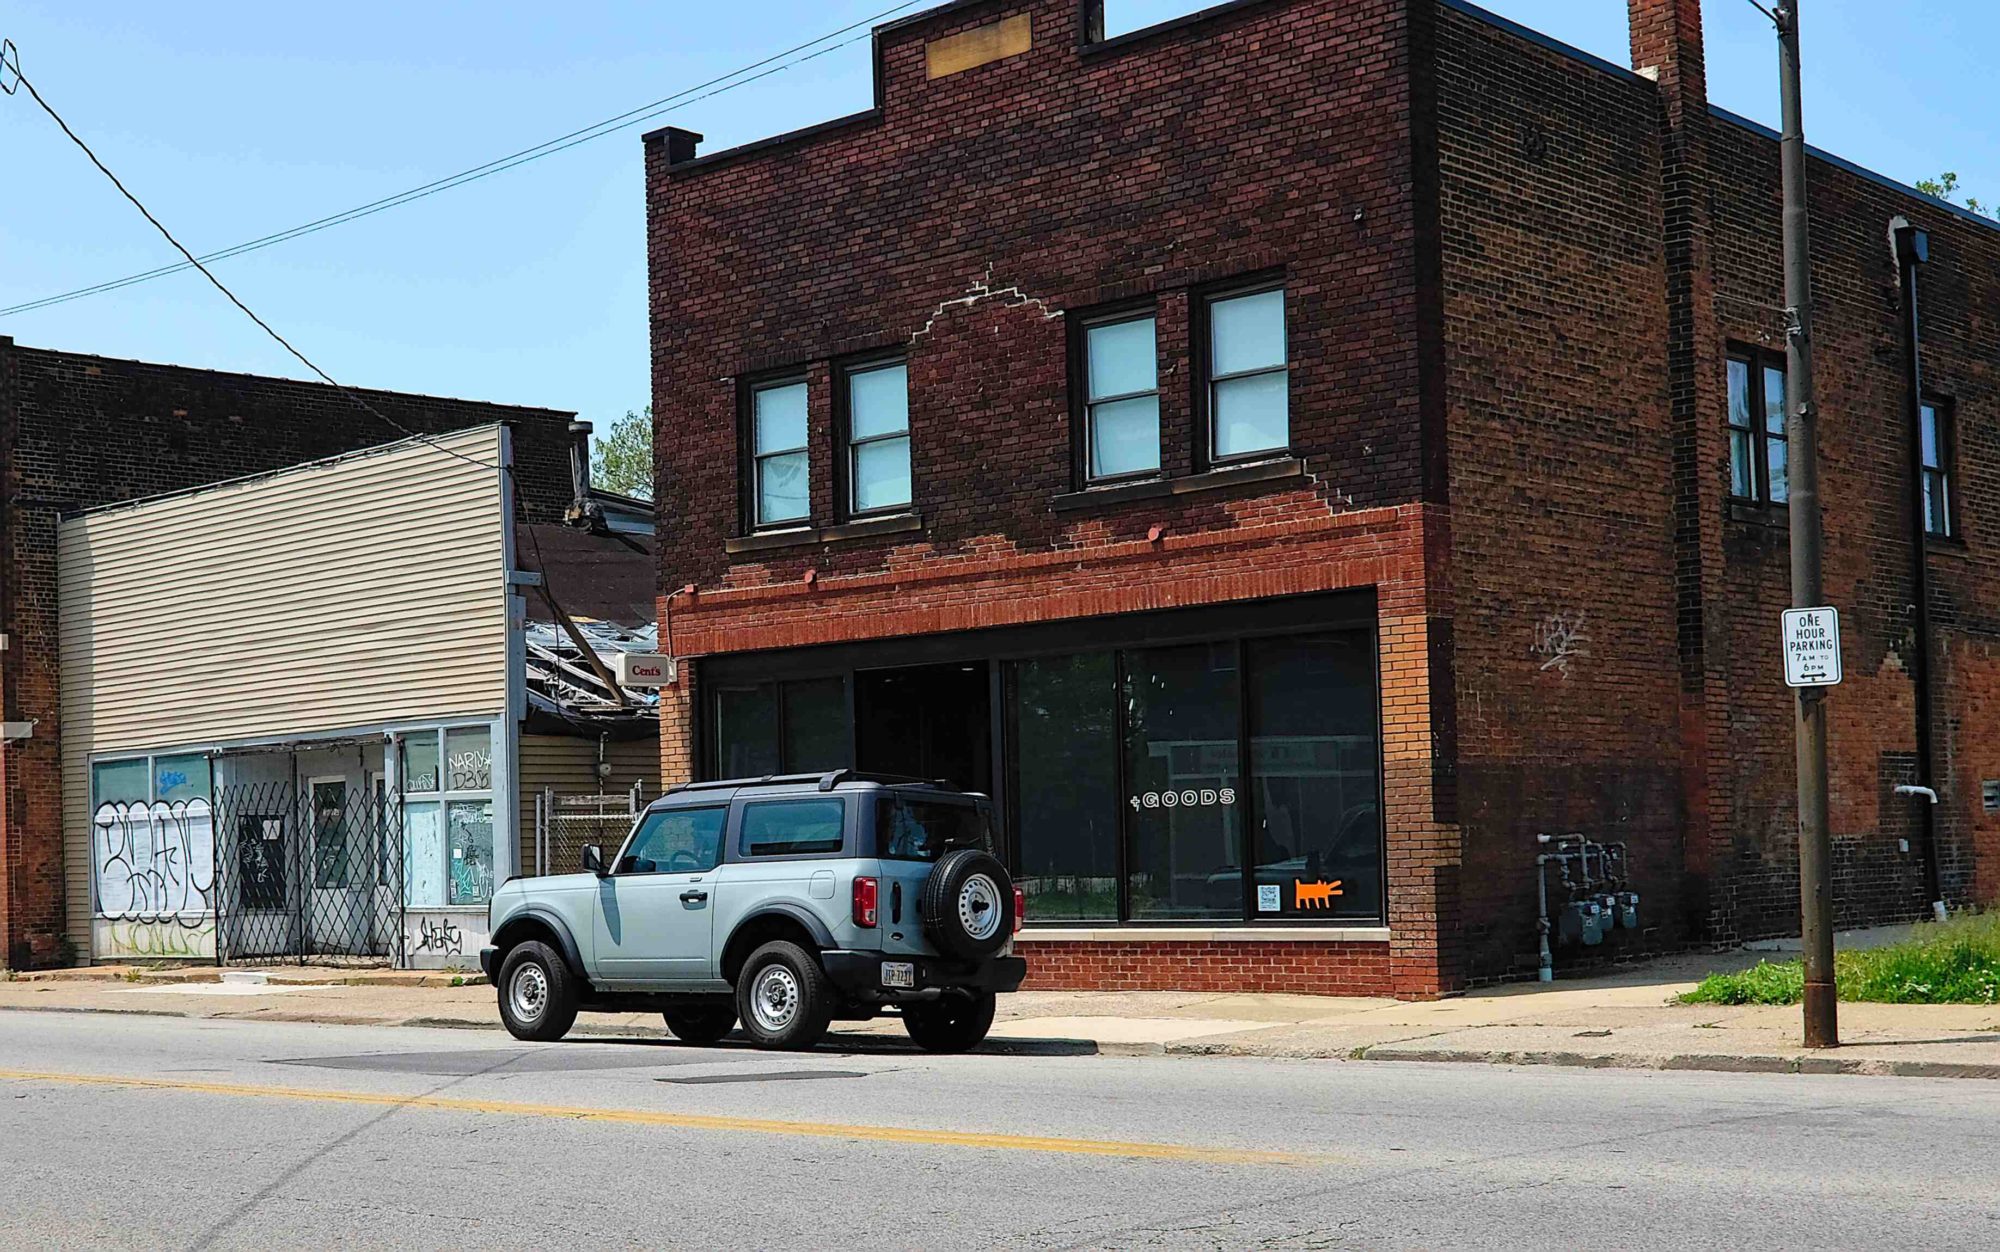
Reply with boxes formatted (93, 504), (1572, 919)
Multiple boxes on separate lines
(4, 1000), (1996, 1077)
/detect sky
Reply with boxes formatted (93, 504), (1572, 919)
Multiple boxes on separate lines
(1, 1), (1993, 445)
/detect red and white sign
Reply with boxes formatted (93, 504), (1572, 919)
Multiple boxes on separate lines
(614, 652), (676, 687)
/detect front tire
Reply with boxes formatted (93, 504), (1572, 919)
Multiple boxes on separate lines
(734, 941), (833, 1051)
(497, 940), (578, 1042)
(662, 1005), (737, 1044)
(902, 991), (996, 1053)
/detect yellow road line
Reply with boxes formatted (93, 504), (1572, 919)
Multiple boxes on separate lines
(0, 1068), (1305, 1166)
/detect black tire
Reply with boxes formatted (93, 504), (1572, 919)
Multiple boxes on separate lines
(497, 940), (579, 1042)
(662, 1005), (737, 1044)
(921, 848), (1016, 960)
(734, 940), (833, 1051)
(902, 991), (997, 1053)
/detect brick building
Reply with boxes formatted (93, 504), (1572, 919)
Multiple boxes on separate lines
(644, 0), (1999, 997)
(0, 337), (576, 968)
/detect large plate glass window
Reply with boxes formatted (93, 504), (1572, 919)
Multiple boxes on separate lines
(1008, 652), (1119, 921)
(1084, 313), (1160, 481)
(1207, 287), (1289, 461)
(846, 361), (911, 514)
(752, 379), (810, 527)
(1247, 632), (1382, 920)
(89, 752), (215, 922)
(1123, 643), (1243, 920)
(401, 724), (496, 907)
(711, 677), (850, 777)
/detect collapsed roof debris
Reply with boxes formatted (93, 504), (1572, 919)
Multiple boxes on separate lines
(524, 618), (659, 733)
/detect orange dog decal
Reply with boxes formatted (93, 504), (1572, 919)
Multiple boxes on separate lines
(1294, 879), (1344, 909)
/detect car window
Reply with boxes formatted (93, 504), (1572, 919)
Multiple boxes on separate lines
(618, 807), (725, 875)
(738, 798), (845, 858)
(877, 796), (993, 861)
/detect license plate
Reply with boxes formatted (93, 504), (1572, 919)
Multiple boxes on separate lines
(881, 961), (916, 989)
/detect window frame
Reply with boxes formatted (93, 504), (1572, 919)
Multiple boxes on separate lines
(733, 796), (853, 862)
(1920, 396), (1956, 540)
(834, 354), (914, 520)
(1076, 306), (1163, 486)
(614, 805), (728, 876)
(89, 751), (216, 918)
(399, 722), (498, 908)
(741, 373), (812, 532)
(1726, 346), (1790, 506)
(1196, 279), (1291, 469)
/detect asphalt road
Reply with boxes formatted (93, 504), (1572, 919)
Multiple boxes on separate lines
(1, 1009), (1996, 1250)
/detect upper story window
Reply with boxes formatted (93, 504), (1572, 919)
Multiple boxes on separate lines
(1922, 399), (1954, 538)
(751, 379), (810, 528)
(1084, 312), (1161, 482)
(1727, 349), (1788, 504)
(1207, 286), (1289, 462)
(844, 361), (912, 515)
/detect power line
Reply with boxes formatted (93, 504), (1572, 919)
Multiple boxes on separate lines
(0, 1), (927, 318)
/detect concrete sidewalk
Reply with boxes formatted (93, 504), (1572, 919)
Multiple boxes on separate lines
(6, 948), (1998, 1078)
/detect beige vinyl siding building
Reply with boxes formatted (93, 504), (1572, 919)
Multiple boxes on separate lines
(57, 426), (521, 964)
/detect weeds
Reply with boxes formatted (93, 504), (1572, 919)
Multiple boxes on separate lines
(1680, 913), (2000, 1005)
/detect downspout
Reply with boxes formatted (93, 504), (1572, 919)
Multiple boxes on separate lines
(1890, 217), (1947, 923)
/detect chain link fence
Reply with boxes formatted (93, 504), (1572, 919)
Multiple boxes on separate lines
(213, 781), (404, 966)
(533, 783), (646, 877)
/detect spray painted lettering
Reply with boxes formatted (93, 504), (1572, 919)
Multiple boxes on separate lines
(92, 799), (215, 925)
(1531, 613), (1590, 679)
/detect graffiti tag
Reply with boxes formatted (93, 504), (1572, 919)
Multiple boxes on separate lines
(92, 800), (215, 926)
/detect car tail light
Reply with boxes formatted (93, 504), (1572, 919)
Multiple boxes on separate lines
(1013, 884), (1026, 934)
(853, 876), (879, 928)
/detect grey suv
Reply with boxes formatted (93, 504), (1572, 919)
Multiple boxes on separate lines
(481, 772), (1026, 1051)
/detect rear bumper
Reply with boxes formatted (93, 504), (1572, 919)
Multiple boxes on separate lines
(820, 950), (1027, 1001)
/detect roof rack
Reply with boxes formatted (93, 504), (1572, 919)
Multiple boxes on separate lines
(664, 769), (952, 797)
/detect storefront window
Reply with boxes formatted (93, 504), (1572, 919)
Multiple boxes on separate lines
(401, 723), (496, 906)
(713, 678), (851, 777)
(90, 752), (216, 921)
(154, 754), (212, 804)
(1124, 643), (1243, 920)
(1010, 653), (1119, 921)
(1247, 633), (1383, 920)
(92, 759), (150, 806)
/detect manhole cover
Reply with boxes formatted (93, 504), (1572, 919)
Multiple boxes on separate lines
(271, 1048), (708, 1075)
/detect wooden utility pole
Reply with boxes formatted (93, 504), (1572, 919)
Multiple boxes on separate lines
(1776, 1), (1837, 1049)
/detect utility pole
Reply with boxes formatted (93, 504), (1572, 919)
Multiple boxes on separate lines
(1776, 1), (1837, 1049)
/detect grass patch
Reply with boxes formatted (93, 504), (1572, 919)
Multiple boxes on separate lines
(1680, 913), (2000, 1006)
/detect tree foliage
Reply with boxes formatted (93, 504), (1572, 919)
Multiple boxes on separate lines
(1915, 171), (1993, 219)
(591, 406), (653, 500)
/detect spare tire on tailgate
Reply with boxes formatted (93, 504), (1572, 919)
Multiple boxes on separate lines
(921, 848), (1015, 960)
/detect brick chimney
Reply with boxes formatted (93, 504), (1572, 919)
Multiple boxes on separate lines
(1629, 0), (1707, 120)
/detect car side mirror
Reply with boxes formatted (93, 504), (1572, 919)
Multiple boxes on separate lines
(583, 844), (607, 878)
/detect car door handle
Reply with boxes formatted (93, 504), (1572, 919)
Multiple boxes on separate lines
(680, 890), (708, 905)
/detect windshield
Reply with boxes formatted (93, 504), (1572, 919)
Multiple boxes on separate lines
(876, 795), (993, 861)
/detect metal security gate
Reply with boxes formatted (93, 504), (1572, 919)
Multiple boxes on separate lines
(214, 781), (404, 965)
(534, 783), (645, 877)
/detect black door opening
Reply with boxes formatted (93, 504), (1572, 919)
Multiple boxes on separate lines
(854, 662), (991, 794)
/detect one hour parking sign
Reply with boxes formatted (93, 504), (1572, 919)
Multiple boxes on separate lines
(1782, 606), (1842, 687)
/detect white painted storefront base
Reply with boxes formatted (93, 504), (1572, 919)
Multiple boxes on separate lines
(403, 907), (489, 970)
(93, 915), (216, 960)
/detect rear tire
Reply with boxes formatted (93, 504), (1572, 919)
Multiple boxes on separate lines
(734, 941), (833, 1051)
(921, 849), (1016, 961)
(662, 1005), (737, 1044)
(902, 991), (996, 1053)
(497, 940), (578, 1042)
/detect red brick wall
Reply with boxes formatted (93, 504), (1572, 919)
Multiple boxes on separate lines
(1432, 9), (1686, 979)
(646, 0), (1460, 997)
(0, 340), (575, 968)
(1017, 939), (1393, 996)
(1702, 117), (2000, 938)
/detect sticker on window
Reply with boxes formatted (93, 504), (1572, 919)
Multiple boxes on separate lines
(1257, 884), (1281, 913)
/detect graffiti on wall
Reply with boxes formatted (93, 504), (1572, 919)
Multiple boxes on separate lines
(96, 918), (217, 959)
(1531, 613), (1590, 680)
(410, 916), (464, 957)
(92, 800), (215, 925)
